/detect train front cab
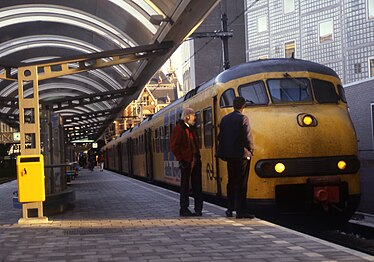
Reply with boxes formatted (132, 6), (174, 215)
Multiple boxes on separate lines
(214, 69), (360, 219)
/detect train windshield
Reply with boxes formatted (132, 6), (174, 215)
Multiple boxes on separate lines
(267, 78), (312, 103)
(312, 79), (339, 103)
(238, 81), (269, 105)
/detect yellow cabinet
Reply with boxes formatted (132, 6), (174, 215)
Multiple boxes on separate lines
(17, 155), (45, 202)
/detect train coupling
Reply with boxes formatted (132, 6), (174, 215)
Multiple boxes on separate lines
(308, 176), (341, 211)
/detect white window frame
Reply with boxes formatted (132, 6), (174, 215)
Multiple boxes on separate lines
(257, 16), (268, 33)
(368, 0), (374, 19)
(283, 0), (295, 14)
(318, 19), (334, 44)
(369, 57), (374, 78)
(284, 40), (296, 58)
(259, 55), (269, 60)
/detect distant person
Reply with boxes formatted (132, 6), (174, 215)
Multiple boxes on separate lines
(216, 96), (255, 219)
(170, 108), (203, 217)
(99, 154), (105, 172)
(88, 153), (95, 172)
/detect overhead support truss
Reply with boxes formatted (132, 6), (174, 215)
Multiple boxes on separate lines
(62, 108), (121, 125)
(0, 88), (136, 111)
(44, 88), (136, 111)
(0, 42), (173, 82)
(0, 42), (173, 142)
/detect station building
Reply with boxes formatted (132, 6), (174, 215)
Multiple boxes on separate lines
(244, 0), (374, 156)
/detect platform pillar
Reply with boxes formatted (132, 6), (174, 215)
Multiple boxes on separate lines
(17, 66), (47, 223)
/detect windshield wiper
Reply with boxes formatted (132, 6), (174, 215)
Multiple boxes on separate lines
(283, 73), (307, 87)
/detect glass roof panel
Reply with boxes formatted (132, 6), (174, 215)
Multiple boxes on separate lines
(0, 6), (136, 48)
(108, 0), (158, 34)
(132, 0), (158, 15)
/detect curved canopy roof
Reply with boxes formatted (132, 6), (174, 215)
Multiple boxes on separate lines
(0, 0), (219, 141)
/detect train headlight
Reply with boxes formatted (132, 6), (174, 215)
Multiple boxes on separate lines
(337, 160), (347, 170)
(297, 113), (318, 127)
(302, 115), (313, 126)
(274, 163), (286, 174)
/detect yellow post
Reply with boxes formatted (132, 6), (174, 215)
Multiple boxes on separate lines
(17, 66), (48, 224)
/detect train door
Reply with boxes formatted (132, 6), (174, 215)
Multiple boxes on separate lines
(121, 140), (128, 175)
(214, 89), (236, 197)
(105, 148), (109, 169)
(212, 95), (222, 196)
(127, 138), (133, 176)
(117, 142), (122, 173)
(145, 128), (153, 181)
(202, 101), (221, 196)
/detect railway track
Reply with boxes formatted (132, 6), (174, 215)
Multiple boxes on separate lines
(261, 212), (374, 257)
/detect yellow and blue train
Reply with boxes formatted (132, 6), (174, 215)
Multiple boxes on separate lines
(103, 58), (360, 219)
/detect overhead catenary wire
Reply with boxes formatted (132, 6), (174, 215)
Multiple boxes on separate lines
(182, 0), (260, 68)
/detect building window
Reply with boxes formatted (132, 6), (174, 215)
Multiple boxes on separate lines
(319, 19), (333, 43)
(259, 55), (268, 60)
(283, 0), (295, 13)
(354, 63), (362, 74)
(275, 46), (281, 54)
(258, 16), (267, 32)
(368, 0), (374, 19)
(370, 58), (374, 77)
(284, 41), (295, 58)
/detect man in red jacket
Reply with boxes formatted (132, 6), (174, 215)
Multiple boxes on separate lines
(170, 108), (203, 216)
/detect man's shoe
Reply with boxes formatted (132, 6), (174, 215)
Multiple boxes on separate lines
(225, 210), (233, 217)
(179, 209), (194, 217)
(236, 213), (255, 219)
(193, 212), (202, 216)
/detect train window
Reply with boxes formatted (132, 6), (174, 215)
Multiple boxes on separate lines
(164, 126), (169, 153)
(267, 78), (312, 103)
(160, 126), (164, 153)
(169, 110), (175, 151)
(176, 107), (183, 121)
(195, 111), (202, 148)
(154, 129), (158, 153)
(312, 79), (339, 103)
(135, 138), (138, 155)
(141, 135), (144, 154)
(338, 85), (347, 103)
(238, 81), (269, 105)
(220, 89), (235, 108)
(203, 108), (213, 148)
(158, 127), (162, 153)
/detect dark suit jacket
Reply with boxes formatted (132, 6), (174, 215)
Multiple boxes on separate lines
(216, 110), (254, 159)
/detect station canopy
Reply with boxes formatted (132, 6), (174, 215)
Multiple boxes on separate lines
(0, 0), (219, 142)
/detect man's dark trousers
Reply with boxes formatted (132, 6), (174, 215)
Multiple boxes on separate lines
(227, 158), (250, 215)
(180, 161), (203, 212)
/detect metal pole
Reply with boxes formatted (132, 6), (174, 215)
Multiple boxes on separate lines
(221, 0), (230, 70)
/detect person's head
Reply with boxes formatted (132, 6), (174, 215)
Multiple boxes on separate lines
(181, 107), (196, 126)
(233, 96), (246, 111)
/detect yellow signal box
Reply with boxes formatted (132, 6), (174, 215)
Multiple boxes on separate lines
(17, 155), (45, 202)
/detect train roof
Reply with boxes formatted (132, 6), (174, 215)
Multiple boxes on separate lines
(215, 58), (339, 84)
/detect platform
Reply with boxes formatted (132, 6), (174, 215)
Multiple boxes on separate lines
(0, 169), (373, 262)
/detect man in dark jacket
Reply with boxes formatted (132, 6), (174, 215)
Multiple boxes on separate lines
(170, 108), (203, 217)
(216, 96), (255, 219)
